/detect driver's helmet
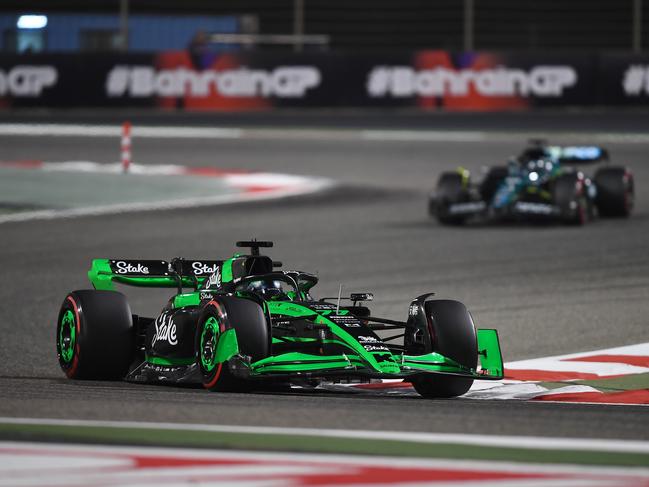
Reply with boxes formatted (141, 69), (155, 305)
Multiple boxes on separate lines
(244, 279), (289, 300)
(520, 147), (547, 163)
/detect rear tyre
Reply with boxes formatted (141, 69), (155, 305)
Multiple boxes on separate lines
(432, 172), (469, 225)
(595, 167), (634, 217)
(56, 290), (134, 380)
(411, 300), (478, 398)
(553, 173), (588, 225)
(197, 297), (269, 392)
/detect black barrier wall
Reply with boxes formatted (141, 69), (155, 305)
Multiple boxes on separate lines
(1, 51), (649, 110)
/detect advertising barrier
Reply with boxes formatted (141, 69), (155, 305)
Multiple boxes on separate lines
(1, 51), (648, 110)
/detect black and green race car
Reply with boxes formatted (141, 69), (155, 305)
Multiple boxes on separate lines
(56, 241), (504, 398)
(430, 141), (634, 225)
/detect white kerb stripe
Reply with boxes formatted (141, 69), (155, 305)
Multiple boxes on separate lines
(0, 418), (648, 454)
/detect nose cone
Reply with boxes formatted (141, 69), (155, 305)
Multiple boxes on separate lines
(493, 186), (511, 209)
(372, 352), (401, 374)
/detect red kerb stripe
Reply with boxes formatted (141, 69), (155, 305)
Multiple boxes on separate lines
(184, 167), (250, 177)
(534, 389), (649, 404)
(353, 381), (412, 390)
(0, 160), (43, 169)
(504, 370), (625, 382)
(562, 354), (649, 368)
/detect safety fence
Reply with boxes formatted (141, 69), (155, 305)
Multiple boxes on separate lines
(1, 50), (649, 110)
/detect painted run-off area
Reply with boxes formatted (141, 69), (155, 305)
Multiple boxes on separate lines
(0, 160), (331, 223)
(1, 431), (649, 486)
(2, 443), (649, 487)
(334, 342), (649, 405)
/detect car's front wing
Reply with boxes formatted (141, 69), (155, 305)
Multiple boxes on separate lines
(220, 329), (504, 381)
(447, 200), (561, 220)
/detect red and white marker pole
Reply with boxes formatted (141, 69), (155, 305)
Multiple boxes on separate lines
(121, 121), (131, 174)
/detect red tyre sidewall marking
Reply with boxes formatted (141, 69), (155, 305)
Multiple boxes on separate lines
(65, 295), (81, 378)
(203, 301), (226, 389)
(575, 178), (586, 224)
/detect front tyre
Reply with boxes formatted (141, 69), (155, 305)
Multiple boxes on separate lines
(553, 173), (588, 225)
(56, 290), (134, 380)
(411, 300), (478, 398)
(196, 297), (269, 392)
(432, 172), (469, 225)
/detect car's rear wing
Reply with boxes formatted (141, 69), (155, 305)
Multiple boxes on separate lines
(547, 145), (609, 164)
(88, 258), (223, 291)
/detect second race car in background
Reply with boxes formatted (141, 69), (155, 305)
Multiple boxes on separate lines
(429, 140), (635, 225)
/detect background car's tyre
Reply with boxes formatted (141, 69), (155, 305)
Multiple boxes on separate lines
(56, 290), (134, 380)
(411, 300), (478, 399)
(553, 172), (588, 225)
(433, 172), (469, 225)
(196, 296), (269, 392)
(595, 167), (634, 217)
(479, 166), (508, 203)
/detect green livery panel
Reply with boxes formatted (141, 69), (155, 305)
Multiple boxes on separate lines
(78, 242), (506, 397)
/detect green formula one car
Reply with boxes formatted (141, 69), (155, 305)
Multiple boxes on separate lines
(56, 241), (504, 398)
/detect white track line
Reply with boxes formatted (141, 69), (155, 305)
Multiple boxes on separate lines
(2, 123), (649, 144)
(0, 124), (242, 139)
(362, 129), (487, 142)
(506, 342), (649, 374)
(1, 417), (648, 454)
(520, 341), (649, 361)
(505, 360), (649, 376)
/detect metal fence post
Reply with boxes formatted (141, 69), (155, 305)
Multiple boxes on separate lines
(633, 0), (642, 53)
(294, 0), (305, 52)
(119, 0), (129, 51)
(464, 0), (474, 51)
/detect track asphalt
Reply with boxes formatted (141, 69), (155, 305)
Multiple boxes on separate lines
(0, 112), (648, 443)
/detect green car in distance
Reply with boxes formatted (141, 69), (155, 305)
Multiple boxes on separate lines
(430, 141), (634, 226)
(56, 241), (504, 398)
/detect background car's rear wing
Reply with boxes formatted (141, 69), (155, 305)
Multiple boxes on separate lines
(547, 145), (609, 164)
(88, 258), (223, 291)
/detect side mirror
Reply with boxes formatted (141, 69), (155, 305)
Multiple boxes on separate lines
(350, 293), (373, 303)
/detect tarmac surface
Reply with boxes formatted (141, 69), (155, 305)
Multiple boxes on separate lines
(0, 111), (648, 440)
